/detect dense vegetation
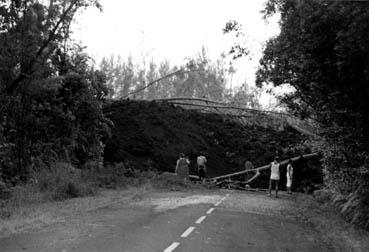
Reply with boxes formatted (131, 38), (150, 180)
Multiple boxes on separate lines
(99, 49), (262, 109)
(0, 1), (308, 195)
(1, 0), (367, 232)
(0, 0), (109, 184)
(254, 0), (369, 229)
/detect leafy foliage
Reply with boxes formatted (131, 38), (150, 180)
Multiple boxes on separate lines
(223, 20), (249, 60)
(100, 48), (230, 101)
(257, 0), (369, 229)
(99, 48), (261, 108)
(0, 0), (109, 183)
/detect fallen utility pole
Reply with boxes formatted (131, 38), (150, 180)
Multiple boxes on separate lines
(209, 153), (319, 183)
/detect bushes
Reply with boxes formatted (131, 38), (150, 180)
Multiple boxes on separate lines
(0, 162), (98, 219)
(151, 172), (190, 190)
(80, 161), (194, 191)
(335, 167), (369, 230)
(256, 0), (369, 231)
(0, 161), (205, 221)
(52, 180), (95, 201)
(313, 142), (369, 230)
(82, 162), (131, 189)
(34, 162), (96, 201)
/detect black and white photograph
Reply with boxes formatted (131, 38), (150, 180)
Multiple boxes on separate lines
(0, 0), (369, 251)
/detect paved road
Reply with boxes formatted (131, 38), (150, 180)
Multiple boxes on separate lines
(0, 190), (334, 252)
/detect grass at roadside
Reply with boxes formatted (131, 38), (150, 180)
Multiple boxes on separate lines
(0, 187), (147, 237)
(296, 194), (369, 252)
(0, 169), (206, 238)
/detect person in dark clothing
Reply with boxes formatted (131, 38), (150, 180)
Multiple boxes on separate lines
(175, 153), (190, 183)
(197, 154), (207, 183)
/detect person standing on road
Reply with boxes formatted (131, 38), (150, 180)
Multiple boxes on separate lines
(244, 159), (254, 171)
(244, 159), (254, 186)
(268, 157), (280, 198)
(175, 153), (190, 184)
(197, 153), (207, 183)
(286, 160), (293, 194)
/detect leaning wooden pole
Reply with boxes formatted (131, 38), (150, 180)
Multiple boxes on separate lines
(210, 153), (319, 182)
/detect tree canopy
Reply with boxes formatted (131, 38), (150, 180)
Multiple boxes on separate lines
(256, 0), (369, 229)
(0, 0), (109, 182)
(99, 50), (261, 108)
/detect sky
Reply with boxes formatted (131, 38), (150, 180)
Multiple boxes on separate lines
(72, 0), (282, 106)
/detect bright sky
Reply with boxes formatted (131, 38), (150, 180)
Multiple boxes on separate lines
(72, 0), (281, 106)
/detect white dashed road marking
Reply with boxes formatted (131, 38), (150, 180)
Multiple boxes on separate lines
(214, 193), (231, 206)
(163, 242), (180, 252)
(163, 193), (231, 252)
(195, 216), (206, 224)
(181, 226), (195, 238)
(206, 208), (214, 214)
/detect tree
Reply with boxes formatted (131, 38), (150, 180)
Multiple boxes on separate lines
(98, 48), (262, 107)
(0, 0), (102, 94)
(146, 59), (158, 99)
(0, 0), (108, 183)
(99, 56), (117, 98)
(99, 49), (230, 101)
(229, 83), (261, 109)
(171, 48), (228, 100)
(256, 0), (369, 229)
(157, 60), (173, 98)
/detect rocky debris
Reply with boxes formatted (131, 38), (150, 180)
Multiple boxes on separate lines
(313, 189), (332, 203)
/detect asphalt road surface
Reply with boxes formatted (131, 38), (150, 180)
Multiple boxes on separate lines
(0, 190), (335, 252)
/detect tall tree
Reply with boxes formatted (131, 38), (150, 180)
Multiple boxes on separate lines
(229, 83), (261, 109)
(157, 60), (173, 98)
(98, 48), (260, 105)
(146, 59), (158, 99)
(256, 0), (369, 229)
(0, 0), (108, 182)
(99, 56), (117, 98)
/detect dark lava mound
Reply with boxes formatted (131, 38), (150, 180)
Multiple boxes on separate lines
(103, 100), (312, 181)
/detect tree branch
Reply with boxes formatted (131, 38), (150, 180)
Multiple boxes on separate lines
(5, 0), (80, 94)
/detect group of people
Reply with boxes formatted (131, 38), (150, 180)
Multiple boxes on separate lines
(175, 153), (207, 183)
(244, 157), (294, 197)
(175, 152), (295, 195)
(268, 157), (294, 198)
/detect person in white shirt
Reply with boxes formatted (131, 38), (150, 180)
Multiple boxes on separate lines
(197, 154), (207, 183)
(286, 160), (293, 194)
(268, 157), (280, 198)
